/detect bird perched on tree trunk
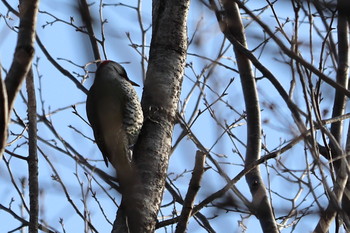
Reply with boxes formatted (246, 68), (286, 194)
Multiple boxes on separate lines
(86, 60), (143, 188)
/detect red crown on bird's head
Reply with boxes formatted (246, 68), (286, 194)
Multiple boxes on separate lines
(99, 60), (111, 66)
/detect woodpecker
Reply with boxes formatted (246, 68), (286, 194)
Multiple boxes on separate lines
(86, 60), (143, 184)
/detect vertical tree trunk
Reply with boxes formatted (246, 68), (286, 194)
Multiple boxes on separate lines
(112, 1), (190, 232)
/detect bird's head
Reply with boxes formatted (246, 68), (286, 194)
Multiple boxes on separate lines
(96, 60), (139, 87)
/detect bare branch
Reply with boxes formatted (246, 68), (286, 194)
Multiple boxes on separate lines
(0, 204), (57, 233)
(5, 0), (39, 111)
(234, 0), (350, 98)
(0, 64), (8, 159)
(175, 150), (206, 233)
(26, 68), (39, 233)
(78, 0), (101, 63)
(217, 1), (278, 232)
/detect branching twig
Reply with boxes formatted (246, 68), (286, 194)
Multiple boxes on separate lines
(0, 204), (57, 233)
(78, 0), (101, 63)
(175, 151), (206, 233)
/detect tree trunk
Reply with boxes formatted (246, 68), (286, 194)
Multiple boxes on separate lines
(112, 1), (190, 232)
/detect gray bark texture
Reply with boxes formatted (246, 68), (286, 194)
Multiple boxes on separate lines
(26, 69), (39, 233)
(315, 0), (350, 232)
(1, 0), (40, 159)
(112, 0), (190, 232)
(219, 1), (279, 232)
(0, 73), (7, 161)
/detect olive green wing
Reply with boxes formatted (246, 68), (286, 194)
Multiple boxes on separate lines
(86, 85), (110, 166)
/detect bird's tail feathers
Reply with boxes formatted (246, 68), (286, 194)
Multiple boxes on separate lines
(109, 131), (134, 191)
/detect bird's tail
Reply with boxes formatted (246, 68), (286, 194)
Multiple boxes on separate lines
(108, 130), (135, 192)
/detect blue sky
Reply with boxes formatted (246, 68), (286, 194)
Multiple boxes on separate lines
(0, 1), (345, 232)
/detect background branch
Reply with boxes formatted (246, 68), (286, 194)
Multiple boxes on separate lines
(175, 150), (206, 233)
(26, 68), (39, 233)
(0, 67), (8, 159)
(4, 0), (39, 111)
(219, 1), (278, 232)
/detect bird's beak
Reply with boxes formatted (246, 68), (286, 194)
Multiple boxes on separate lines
(128, 79), (140, 87)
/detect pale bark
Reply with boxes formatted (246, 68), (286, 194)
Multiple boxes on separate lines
(314, 0), (350, 231)
(215, 1), (279, 232)
(175, 151), (206, 233)
(26, 69), (39, 233)
(5, 0), (39, 111)
(1, 0), (40, 158)
(112, 0), (190, 232)
(0, 71), (7, 160)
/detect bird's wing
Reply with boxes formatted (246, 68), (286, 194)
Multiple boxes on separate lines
(87, 82), (127, 169)
(87, 82), (134, 190)
(86, 85), (110, 166)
